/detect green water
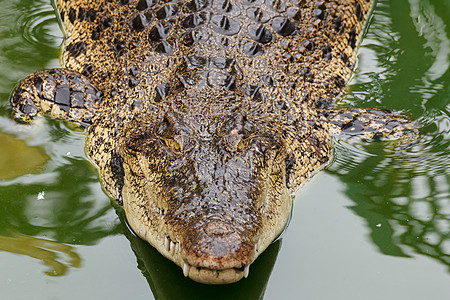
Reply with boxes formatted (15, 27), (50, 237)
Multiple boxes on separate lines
(0, 0), (449, 299)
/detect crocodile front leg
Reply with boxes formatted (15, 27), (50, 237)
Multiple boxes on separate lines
(11, 68), (102, 125)
(319, 108), (416, 139)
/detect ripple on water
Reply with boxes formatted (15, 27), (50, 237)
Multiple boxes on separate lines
(16, 5), (62, 48)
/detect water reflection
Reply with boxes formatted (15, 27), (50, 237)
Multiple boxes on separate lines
(331, 0), (450, 274)
(0, 232), (80, 276)
(0, 0), (61, 99)
(0, 119), (121, 276)
(0, 131), (49, 180)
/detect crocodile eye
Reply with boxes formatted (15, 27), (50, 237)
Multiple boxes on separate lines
(236, 139), (248, 151)
(165, 138), (181, 153)
(164, 134), (196, 154)
(172, 139), (181, 151)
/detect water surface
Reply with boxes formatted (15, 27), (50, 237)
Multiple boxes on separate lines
(0, 0), (449, 299)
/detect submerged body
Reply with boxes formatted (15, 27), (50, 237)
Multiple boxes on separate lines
(11, 0), (411, 284)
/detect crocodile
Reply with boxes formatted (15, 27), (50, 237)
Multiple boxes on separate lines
(11, 0), (413, 284)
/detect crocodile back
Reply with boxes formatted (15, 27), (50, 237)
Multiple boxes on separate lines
(57, 0), (372, 111)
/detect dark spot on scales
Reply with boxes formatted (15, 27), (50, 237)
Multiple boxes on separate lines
(136, 0), (158, 11)
(211, 14), (240, 36)
(182, 13), (207, 29)
(78, 7), (85, 21)
(82, 64), (94, 77)
(155, 40), (174, 55)
(131, 12), (152, 31)
(68, 7), (76, 23)
(92, 27), (101, 40)
(243, 41), (262, 56)
(156, 4), (179, 20)
(333, 16), (342, 32)
(86, 9), (97, 22)
(285, 153), (295, 188)
(217, 0), (233, 13)
(316, 1), (326, 10)
(355, 2), (363, 21)
(272, 17), (295, 36)
(128, 67), (139, 77)
(102, 17), (113, 29)
(66, 41), (86, 57)
(313, 8), (324, 20)
(149, 22), (172, 41)
(218, 36), (229, 46)
(244, 85), (263, 101)
(113, 39), (127, 55)
(277, 100), (288, 110)
(286, 6), (301, 21)
(33, 76), (44, 95)
(322, 44), (331, 54)
(110, 152), (125, 205)
(301, 39), (314, 50)
(340, 52), (348, 63)
(182, 29), (209, 46)
(246, 7), (269, 23)
(154, 83), (170, 102)
(187, 0), (209, 12)
(322, 43), (331, 60)
(249, 24), (272, 44)
(129, 78), (140, 88)
(349, 26), (357, 48)
(54, 84), (70, 106)
(333, 75), (345, 88)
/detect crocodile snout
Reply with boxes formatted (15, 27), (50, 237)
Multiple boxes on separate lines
(182, 220), (255, 270)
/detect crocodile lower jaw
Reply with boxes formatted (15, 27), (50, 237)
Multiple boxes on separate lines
(182, 262), (250, 284)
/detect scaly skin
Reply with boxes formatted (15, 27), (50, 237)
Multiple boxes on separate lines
(11, 0), (413, 284)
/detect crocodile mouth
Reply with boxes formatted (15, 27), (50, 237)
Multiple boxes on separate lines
(160, 236), (262, 285)
(122, 204), (246, 283)
(178, 233), (266, 284)
(182, 263), (250, 284)
(123, 199), (266, 284)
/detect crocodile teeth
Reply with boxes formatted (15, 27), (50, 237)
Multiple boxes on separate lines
(183, 263), (190, 277)
(244, 265), (250, 278)
(169, 241), (175, 254)
(164, 236), (170, 252)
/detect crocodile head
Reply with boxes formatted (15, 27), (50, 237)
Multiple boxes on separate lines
(118, 103), (292, 284)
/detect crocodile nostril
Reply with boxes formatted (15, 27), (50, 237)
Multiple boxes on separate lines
(204, 221), (235, 236)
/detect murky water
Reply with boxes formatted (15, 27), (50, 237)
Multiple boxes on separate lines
(0, 0), (449, 299)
